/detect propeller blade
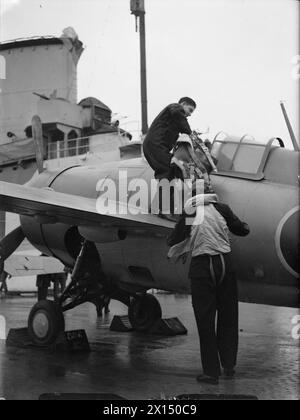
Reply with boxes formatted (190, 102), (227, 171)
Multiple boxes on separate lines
(32, 115), (45, 174)
(0, 226), (25, 264)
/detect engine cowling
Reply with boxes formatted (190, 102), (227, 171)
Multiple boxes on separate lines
(20, 165), (128, 266)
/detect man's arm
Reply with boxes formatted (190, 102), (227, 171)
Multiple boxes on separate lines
(167, 211), (194, 247)
(169, 104), (192, 135)
(214, 203), (250, 236)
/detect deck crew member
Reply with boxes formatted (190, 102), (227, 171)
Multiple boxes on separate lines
(168, 192), (250, 385)
(143, 97), (196, 217)
(36, 269), (68, 302)
(143, 97), (196, 182)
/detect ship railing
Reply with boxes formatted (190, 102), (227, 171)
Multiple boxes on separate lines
(47, 136), (90, 160)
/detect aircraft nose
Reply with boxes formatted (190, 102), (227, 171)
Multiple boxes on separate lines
(276, 207), (300, 278)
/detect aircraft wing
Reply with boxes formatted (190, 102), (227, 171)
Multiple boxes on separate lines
(0, 181), (174, 234)
(5, 254), (65, 277)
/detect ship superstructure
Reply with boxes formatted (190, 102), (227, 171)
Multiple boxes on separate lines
(0, 28), (141, 289)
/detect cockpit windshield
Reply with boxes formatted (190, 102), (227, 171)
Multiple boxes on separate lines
(211, 134), (285, 181)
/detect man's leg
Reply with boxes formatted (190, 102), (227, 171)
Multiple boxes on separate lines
(0, 280), (8, 294)
(216, 256), (239, 374)
(144, 143), (177, 215)
(104, 297), (110, 314)
(191, 277), (221, 379)
(37, 285), (48, 301)
(143, 143), (172, 181)
(53, 279), (60, 302)
(36, 275), (50, 301)
(96, 300), (104, 317)
(60, 274), (67, 294)
(0, 271), (8, 295)
(3, 279), (8, 294)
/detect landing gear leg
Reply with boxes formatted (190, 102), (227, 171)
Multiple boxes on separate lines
(27, 241), (90, 346)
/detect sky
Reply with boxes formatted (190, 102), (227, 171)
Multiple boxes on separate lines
(0, 0), (299, 147)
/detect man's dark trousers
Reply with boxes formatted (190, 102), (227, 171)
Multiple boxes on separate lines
(143, 142), (176, 214)
(190, 254), (239, 378)
(143, 142), (172, 181)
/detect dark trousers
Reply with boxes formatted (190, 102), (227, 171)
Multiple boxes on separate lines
(0, 282), (8, 293)
(143, 141), (172, 181)
(36, 273), (67, 302)
(143, 141), (178, 214)
(190, 254), (239, 378)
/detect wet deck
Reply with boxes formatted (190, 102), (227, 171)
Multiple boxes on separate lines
(0, 294), (299, 400)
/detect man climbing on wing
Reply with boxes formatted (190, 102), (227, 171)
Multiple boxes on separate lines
(143, 97), (196, 181)
(143, 97), (196, 218)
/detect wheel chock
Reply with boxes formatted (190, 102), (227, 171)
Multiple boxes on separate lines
(39, 393), (127, 400)
(176, 394), (258, 400)
(6, 328), (90, 352)
(110, 316), (133, 332)
(149, 317), (188, 336)
(6, 328), (37, 349)
(55, 330), (90, 352)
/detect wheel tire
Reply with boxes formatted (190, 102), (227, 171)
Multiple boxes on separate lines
(128, 294), (162, 332)
(28, 300), (65, 346)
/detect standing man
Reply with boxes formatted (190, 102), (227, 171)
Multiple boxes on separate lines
(168, 192), (250, 385)
(36, 273), (53, 301)
(143, 97), (196, 182)
(36, 268), (68, 302)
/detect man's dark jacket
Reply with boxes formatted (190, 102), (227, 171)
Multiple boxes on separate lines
(144, 103), (192, 152)
(143, 103), (192, 180)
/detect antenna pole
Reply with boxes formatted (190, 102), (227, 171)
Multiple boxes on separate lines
(280, 101), (299, 152)
(131, 1), (148, 135)
(139, 11), (148, 135)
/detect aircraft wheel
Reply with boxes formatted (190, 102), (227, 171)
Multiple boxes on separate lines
(28, 300), (65, 346)
(128, 294), (162, 332)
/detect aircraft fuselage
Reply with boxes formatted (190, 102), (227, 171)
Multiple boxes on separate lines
(20, 147), (299, 308)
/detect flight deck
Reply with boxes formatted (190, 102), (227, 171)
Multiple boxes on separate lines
(0, 294), (298, 400)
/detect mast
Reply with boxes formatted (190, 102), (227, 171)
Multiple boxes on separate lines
(280, 101), (300, 152)
(130, 0), (148, 135)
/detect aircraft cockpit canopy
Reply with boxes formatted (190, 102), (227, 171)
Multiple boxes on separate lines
(211, 133), (285, 181)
